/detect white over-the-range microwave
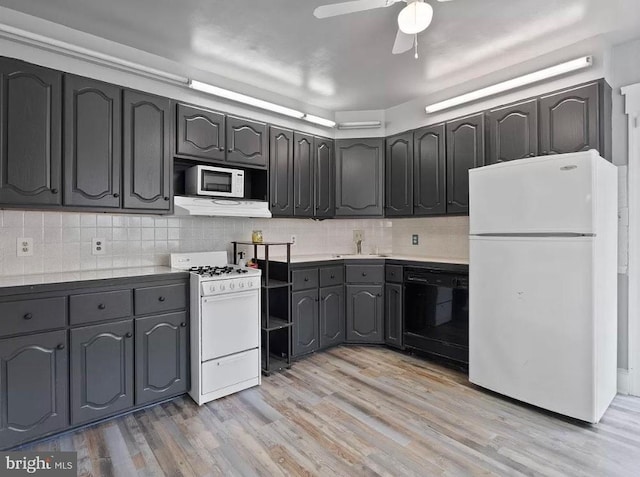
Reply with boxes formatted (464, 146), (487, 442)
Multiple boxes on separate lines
(185, 165), (245, 198)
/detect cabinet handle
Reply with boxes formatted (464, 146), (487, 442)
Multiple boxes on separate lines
(377, 293), (382, 297)
(180, 322), (187, 327)
(164, 196), (170, 201)
(362, 272), (367, 277)
(219, 147), (225, 152)
(304, 277), (309, 282)
(98, 304), (106, 310)
(51, 188), (58, 194)
(228, 149), (233, 153)
(529, 153), (536, 157)
(56, 344), (65, 350)
(23, 313), (33, 320)
(125, 332), (132, 338)
(330, 274), (335, 279)
(542, 151), (548, 155)
(113, 193), (120, 198)
(158, 296), (166, 302)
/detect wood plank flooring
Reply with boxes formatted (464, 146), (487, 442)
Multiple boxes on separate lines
(23, 346), (640, 476)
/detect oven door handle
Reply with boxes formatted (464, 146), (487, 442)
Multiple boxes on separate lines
(202, 290), (258, 304)
(405, 276), (435, 284)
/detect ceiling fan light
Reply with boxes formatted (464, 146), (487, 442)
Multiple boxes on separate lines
(397, 1), (433, 35)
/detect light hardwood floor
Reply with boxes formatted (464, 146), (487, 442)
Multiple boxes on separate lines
(23, 346), (640, 476)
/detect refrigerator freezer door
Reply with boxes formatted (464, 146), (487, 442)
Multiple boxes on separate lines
(469, 236), (598, 422)
(469, 151), (600, 235)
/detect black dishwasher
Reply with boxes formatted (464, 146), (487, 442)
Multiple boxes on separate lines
(403, 267), (469, 364)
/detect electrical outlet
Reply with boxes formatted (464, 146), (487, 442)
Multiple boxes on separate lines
(353, 229), (364, 242)
(92, 238), (106, 255)
(17, 238), (33, 257)
(412, 234), (419, 245)
(290, 235), (297, 246)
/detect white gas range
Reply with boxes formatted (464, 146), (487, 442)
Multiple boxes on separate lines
(171, 251), (262, 405)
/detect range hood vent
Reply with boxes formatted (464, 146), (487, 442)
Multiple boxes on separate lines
(173, 196), (272, 218)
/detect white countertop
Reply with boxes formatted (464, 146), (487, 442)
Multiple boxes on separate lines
(266, 253), (469, 265)
(0, 266), (187, 289)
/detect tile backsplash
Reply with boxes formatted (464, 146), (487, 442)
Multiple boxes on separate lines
(392, 216), (470, 259)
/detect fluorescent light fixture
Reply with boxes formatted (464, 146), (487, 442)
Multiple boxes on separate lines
(303, 114), (336, 128)
(0, 23), (189, 85)
(189, 80), (305, 119)
(425, 56), (593, 114)
(337, 121), (383, 130)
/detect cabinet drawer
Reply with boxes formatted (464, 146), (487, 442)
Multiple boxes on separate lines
(346, 265), (384, 283)
(319, 266), (344, 287)
(202, 349), (259, 395)
(385, 265), (403, 283)
(292, 268), (319, 291)
(0, 297), (66, 337)
(135, 283), (187, 315)
(70, 290), (132, 325)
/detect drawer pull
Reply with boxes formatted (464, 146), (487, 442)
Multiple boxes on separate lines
(158, 296), (166, 302)
(23, 313), (33, 320)
(56, 344), (65, 350)
(304, 277), (309, 282)
(362, 272), (367, 277)
(125, 332), (132, 338)
(180, 322), (187, 327)
(98, 304), (106, 310)
(330, 274), (335, 279)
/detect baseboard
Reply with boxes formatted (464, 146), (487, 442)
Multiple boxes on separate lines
(618, 368), (630, 395)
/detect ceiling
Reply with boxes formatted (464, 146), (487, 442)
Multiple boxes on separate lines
(0, 0), (639, 112)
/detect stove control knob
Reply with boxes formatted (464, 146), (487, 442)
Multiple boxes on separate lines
(229, 282), (235, 289)
(209, 285), (216, 293)
(239, 281), (245, 288)
(248, 280), (254, 288)
(220, 284), (226, 291)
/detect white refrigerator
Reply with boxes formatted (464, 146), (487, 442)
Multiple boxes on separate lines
(468, 150), (618, 423)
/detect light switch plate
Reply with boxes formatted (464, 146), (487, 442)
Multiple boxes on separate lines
(17, 238), (33, 257)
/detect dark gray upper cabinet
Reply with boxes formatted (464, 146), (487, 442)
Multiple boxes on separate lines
(539, 82), (600, 156)
(335, 138), (384, 217)
(384, 283), (403, 349)
(385, 132), (413, 217)
(135, 312), (188, 405)
(446, 113), (485, 214)
(314, 137), (334, 218)
(0, 330), (68, 449)
(226, 115), (268, 169)
(346, 284), (384, 343)
(294, 132), (314, 217)
(0, 58), (62, 206)
(414, 123), (446, 216)
(269, 126), (294, 216)
(176, 103), (225, 162)
(319, 285), (344, 349)
(64, 75), (121, 208)
(292, 289), (319, 357)
(123, 90), (171, 211)
(70, 319), (134, 425)
(487, 99), (538, 165)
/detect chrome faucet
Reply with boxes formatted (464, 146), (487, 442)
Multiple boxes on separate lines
(356, 239), (362, 255)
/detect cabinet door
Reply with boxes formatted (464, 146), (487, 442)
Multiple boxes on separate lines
(135, 312), (188, 405)
(385, 132), (413, 216)
(269, 126), (294, 216)
(539, 83), (599, 156)
(176, 103), (225, 162)
(0, 59), (62, 205)
(487, 99), (538, 165)
(294, 132), (314, 217)
(123, 90), (171, 211)
(346, 285), (384, 343)
(292, 289), (319, 357)
(226, 116), (268, 168)
(384, 283), (403, 349)
(319, 285), (345, 349)
(314, 137), (334, 218)
(0, 330), (68, 449)
(335, 138), (384, 216)
(446, 113), (485, 214)
(414, 124), (446, 216)
(64, 75), (121, 208)
(70, 320), (134, 425)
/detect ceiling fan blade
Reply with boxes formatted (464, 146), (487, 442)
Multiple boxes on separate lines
(392, 29), (413, 54)
(314, 0), (397, 19)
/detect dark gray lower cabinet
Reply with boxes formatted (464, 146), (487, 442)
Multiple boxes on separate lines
(70, 320), (134, 425)
(346, 285), (384, 343)
(384, 283), (403, 349)
(0, 331), (68, 449)
(292, 289), (319, 356)
(319, 285), (345, 348)
(135, 312), (188, 405)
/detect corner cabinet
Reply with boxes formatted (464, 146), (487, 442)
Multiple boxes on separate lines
(345, 263), (384, 344)
(335, 138), (384, 217)
(414, 124), (446, 216)
(487, 99), (538, 165)
(385, 132), (413, 217)
(64, 75), (122, 208)
(123, 90), (172, 211)
(0, 58), (62, 206)
(269, 126), (294, 216)
(446, 113), (485, 214)
(175, 103), (225, 162)
(226, 115), (268, 169)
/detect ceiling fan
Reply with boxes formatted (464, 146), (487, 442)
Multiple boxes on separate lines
(314, 0), (453, 58)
